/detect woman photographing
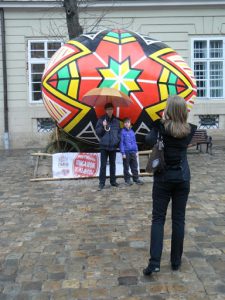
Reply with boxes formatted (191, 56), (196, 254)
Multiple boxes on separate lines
(143, 95), (197, 275)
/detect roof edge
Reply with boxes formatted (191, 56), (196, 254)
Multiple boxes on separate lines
(1, 1), (225, 9)
(0, 1), (62, 8)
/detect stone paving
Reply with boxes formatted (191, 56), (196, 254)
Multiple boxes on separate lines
(0, 142), (225, 300)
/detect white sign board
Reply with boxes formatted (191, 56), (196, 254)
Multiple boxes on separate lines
(52, 152), (125, 178)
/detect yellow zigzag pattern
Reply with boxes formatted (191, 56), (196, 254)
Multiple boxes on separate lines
(146, 101), (167, 122)
(146, 48), (194, 121)
(150, 48), (193, 99)
(42, 41), (91, 132)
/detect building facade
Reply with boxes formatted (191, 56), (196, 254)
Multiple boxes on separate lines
(1, 0), (225, 149)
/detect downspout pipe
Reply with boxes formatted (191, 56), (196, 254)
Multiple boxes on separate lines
(0, 8), (10, 149)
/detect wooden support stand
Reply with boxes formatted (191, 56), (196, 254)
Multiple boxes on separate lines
(30, 150), (152, 182)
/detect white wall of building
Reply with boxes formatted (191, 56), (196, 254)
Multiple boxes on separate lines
(0, 3), (225, 149)
(0, 7), (66, 149)
(0, 16), (4, 148)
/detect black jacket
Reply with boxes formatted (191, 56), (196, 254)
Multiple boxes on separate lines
(95, 115), (120, 151)
(145, 120), (197, 182)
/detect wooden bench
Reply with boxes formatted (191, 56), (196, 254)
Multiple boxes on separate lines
(188, 129), (212, 154)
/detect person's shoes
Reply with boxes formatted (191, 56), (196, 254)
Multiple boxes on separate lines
(98, 184), (104, 191)
(143, 263), (160, 276)
(134, 179), (144, 185)
(111, 182), (119, 187)
(171, 263), (181, 271)
(125, 180), (133, 186)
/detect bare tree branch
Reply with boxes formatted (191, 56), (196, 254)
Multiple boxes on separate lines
(43, 0), (136, 40)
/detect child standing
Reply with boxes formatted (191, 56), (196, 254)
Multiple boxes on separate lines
(120, 118), (144, 185)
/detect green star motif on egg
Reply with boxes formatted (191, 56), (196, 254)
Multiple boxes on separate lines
(98, 58), (142, 95)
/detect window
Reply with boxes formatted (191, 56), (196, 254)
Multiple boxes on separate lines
(28, 40), (62, 103)
(199, 115), (219, 129)
(192, 38), (225, 98)
(37, 118), (55, 132)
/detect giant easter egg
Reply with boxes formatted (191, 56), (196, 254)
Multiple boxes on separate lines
(42, 29), (196, 144)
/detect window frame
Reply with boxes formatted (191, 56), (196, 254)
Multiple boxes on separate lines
(28, 39), (63, 104)
(36, 117), (55, 132)
(191, 36), (225, 99)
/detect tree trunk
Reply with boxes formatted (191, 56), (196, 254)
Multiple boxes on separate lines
(63, 0), (83, 39)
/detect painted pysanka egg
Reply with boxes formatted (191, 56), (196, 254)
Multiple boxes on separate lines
(42, 29), (197, 145)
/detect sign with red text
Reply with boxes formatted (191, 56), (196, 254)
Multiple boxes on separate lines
(52, 152), (124, 178)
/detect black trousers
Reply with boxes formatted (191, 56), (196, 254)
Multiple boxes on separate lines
(149, 180), (190, 267)
(99, 149), (117, 185)
(123, 152), (139, 182)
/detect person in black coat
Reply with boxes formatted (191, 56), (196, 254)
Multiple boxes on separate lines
(95, 103), (121, 190)
(143, 95), (197, 275)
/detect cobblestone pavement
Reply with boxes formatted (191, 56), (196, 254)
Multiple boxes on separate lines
(0, 142), (225, 300)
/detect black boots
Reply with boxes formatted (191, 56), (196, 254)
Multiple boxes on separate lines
(98, 184), (104, 191)
(143, 263), (160, 276)
(111, 182), (119, 187)
(171, 263), (181, 271)
(143, 261), (181, 275)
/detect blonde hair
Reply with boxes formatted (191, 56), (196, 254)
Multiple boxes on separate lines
(162, 95), (190, 138)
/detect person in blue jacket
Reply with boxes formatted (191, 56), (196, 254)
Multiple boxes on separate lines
(120, 118), (144, 185)
(95, 103), (120, 190)
(143, 95), (197, 276)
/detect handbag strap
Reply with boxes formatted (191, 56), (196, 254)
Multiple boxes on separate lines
(157, 130), (164, 150)
(157, 130), (163, 141)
